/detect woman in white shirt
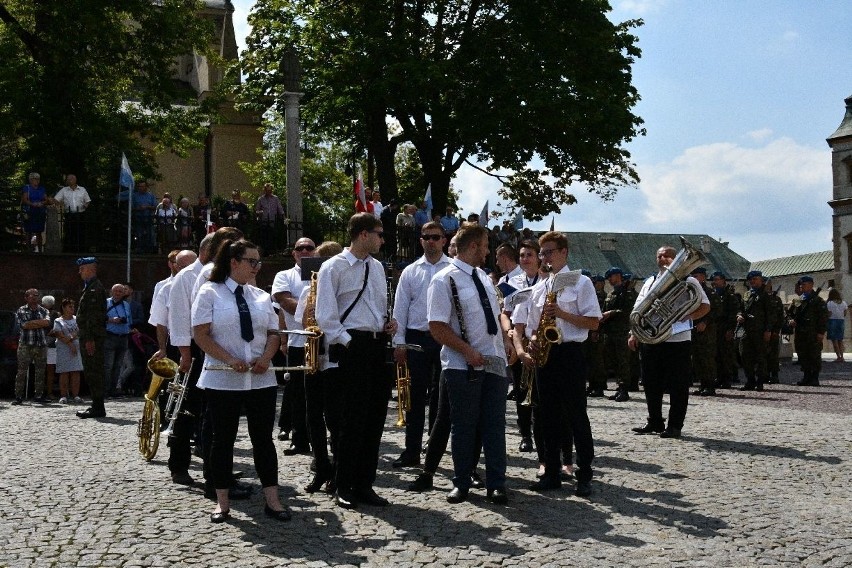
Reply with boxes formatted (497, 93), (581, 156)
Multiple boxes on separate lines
(192, 238), (290, 523)
(826, 288), (848, 362)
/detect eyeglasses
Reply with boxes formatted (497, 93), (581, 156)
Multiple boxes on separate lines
(538, 248), (560, 258)
(294, 245), (315, 252)
(421, 234), (444, 241)
(240, 258), (262, 268)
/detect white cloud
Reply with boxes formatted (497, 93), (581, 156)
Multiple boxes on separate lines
(231, 0), (254, 55)
(612, 0), (670, 17)
(746, 128), (773, 142)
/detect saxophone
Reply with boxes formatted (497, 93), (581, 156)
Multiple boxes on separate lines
(534, 289), (563, 368)
(302, 271), (323, 375)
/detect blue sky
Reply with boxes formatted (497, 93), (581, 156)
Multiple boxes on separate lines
(230, 0), (852, 261)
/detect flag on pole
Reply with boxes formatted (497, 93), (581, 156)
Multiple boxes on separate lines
(549, 216), (555, 232)
(423, 184), (433, 219)
(119, 153), (134, 192)
(354, 173), (367, 210)
(479, 200), (489, 227)
(511, 208), (524, 231)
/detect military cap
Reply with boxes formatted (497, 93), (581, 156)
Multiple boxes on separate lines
(746, 270), (763, 280)
(604, 266), (623, 279)
(581, 269), (592, 277)
(622, 272), (633, 281)
(76, 257), (98, 266)
(798, 275), (814, 284)
(592, 274), (606, 283)
(710, 271), (727, 280)
(690, 266), (707, 275)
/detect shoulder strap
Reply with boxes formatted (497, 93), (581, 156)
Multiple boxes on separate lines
(340, 261), (370, 325)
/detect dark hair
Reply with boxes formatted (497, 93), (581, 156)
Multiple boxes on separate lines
(421, 221), (445, 236)
(348, 212), (382, 240)
(518, 239), (540, 254)
(61, 298), (76, 309)
(209, 239), (258, 283)
(455, 222), (488, 252)
(208, 226), (243, 261)
(496, 244), (519, 263)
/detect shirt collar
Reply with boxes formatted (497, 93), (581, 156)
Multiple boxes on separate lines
(450, 257), (476, 276)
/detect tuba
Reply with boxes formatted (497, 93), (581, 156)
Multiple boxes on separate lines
(629, 237), (708, 344)
(302, 271), (323, 375)
(138, 356), (179, 461)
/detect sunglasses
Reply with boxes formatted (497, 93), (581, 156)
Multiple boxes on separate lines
(421, 234), (444, 241)
(294, 245), (315, 252)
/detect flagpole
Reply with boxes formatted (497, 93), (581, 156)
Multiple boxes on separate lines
(126, 183), (132, 282)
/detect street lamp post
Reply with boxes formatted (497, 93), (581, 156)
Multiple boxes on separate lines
(280, 48), (304, 246)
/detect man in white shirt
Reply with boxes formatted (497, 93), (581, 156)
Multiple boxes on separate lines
(496, 244), (523, 284)
(271, 237), (317, 454)
(428, 222), (512, 505)
(52, 174), (91, 252)
(515, 231), (601, 497)
(391, 221), (450, 469)
(629, 245), (710, 440)
(316, 213), (397, 509)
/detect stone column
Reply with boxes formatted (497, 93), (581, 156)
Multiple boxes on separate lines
(283, 90), (304, 247)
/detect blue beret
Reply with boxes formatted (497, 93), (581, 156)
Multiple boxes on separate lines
(710, 271), (727, 280)
(746, 270), (763, 280)
(581, 269), (592, 277)
(690, 266), (707, 275)
(592, 275), (605, 282)
(798, 275), (814, 284)
(76, 257), (98, 266)
(604, 266), (623, 279)
(622, 272), (633, 281)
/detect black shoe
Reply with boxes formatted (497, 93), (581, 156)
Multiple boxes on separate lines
(518, 436), (534, 452)
(739, 383), (756, 391)
(446, 487), (469, 503)
(659, 428), (682, 439)
(692, 389), (706, 396)
(587, 388), (605, 398)
(210, 509), (230, 523)
(277, 430), (290, 441)
(355, 487), (389, 507)
(755, 383), (764, 391)
(204, 483), (252, 501)
(304, 470), (332, 494)
(613, 390), (630, 402)
(506, 388), (516, 401)
(487, 488), (508, 504)
(704, 388), (717, 396)
(407, 473), (434, 492)
(529, 477), (561, 491)
(171, 472), (195, 486)
(575, 480), (592, 498)
(264, 504), (292, 521)
(392, 452), (420, 468)
(632, 422), (665, 435)
(335, 489), (357, 509)
(76, 406), (106, 419)
(283, 445), (311, 456)
(33, 396), (50, 404)
(470, 471), (484, 489)
(11, 398), (22, 406)
(796, 379), (819, 386)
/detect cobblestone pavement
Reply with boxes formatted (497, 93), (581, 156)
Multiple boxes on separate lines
(1, 358), (850, 567)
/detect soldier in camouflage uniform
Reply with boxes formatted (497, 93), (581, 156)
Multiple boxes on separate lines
(75, 257), (108, 418)
(584, 274), (608, 397)
(763, 278), (785, 383)
(710, 272), (740, 388)
(626, 274), (643, 390)
(737, 270), (771, 391)
(601, 267), (635, 402)
(787, 275), (828, 386)
(690, 267), (719, 396)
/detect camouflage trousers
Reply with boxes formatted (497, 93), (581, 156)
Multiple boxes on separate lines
(16, 344), (46, 398)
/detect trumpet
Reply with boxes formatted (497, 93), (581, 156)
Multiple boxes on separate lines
(138, 356), (179, 461)
(161, 358), (194, 439)
(395, 362), (412, 428)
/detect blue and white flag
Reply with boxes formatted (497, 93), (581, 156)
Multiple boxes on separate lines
(511, 208), (524, 231)
(424, 184), (433, 219)
(479, 200), (489, 227)
(119, 153), (134, 191)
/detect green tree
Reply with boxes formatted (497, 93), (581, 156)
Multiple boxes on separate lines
(0, 0), (224, 195)
(239, 0), (644, 221)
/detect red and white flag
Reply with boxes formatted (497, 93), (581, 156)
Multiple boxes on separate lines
(355, 173), (367, 210)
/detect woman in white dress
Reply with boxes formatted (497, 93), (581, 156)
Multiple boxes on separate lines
(51, 298), (84, 404)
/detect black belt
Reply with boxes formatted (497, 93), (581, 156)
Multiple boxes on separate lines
(347, 329), (386, 340)
(107, 332), (129, 337)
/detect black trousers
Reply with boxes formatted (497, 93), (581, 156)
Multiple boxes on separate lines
(334, 333), (391, 492)
(639, 341), (692, 431)
(509, 360), (533, 438)
(537, 342), (593, 483)
(402, 329), (442, 456)
(168, 342), (203, 476)
(306, 366), (342, 473)
(206, 386), (279, 489)
(279, 346), (309, 448)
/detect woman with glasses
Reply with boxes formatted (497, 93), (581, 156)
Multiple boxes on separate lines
(192, 238), (291, 523)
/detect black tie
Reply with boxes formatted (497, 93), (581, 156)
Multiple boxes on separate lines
(235, 285), (254, 342)
(471, 268), (498, 335)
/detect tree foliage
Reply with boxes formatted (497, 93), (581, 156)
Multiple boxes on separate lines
(0, 0), (224, 196)
(240, 0), (644, 221)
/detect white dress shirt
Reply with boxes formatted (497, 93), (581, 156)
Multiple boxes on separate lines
(525, 266), (602, 343)
(427, 258), (506, 373)
(392, 253), (450, 345)
(499, 265), (523, 284)
(192, 263), (215, 300)
(193, 278), (278, 391)
(53, 185), (91, 213)
(148, 280), (172, 327)
(633, 273), (709, 343)
(152, 275), (172, 310)
(271, 264), (309, 348)
(316, 249), (387, 347)
(167, 258), (206, 347)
